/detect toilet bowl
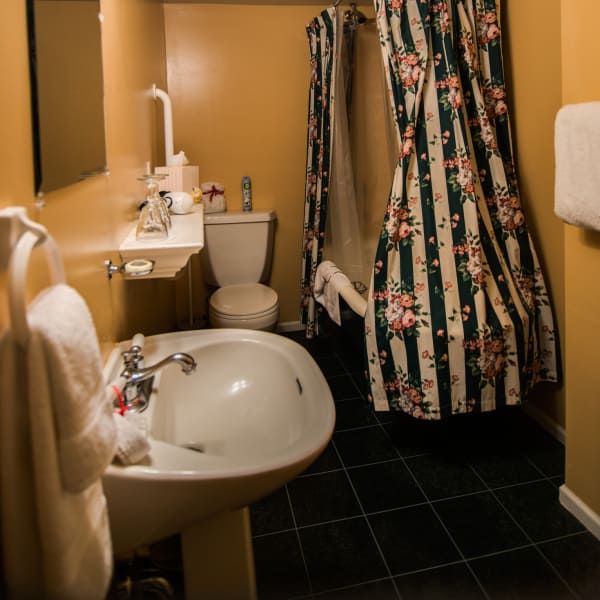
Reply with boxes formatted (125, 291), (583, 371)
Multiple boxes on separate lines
(209, 283), (279, 331)
(202, 210), (278, 330)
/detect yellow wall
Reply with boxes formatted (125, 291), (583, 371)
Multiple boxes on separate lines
(559, 0), (600, 515)
(163, 3), (323, 322)
(350, 10), (395, 286)
(0, 0), (178, 355)
(502, 0), (565, 426)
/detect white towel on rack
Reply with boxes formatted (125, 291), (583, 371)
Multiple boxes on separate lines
(555, 102), (600, 230)
(314, 260), (352, 325)
(0, 284), (116, 599)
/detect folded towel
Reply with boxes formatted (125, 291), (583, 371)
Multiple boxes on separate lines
(314, 260), (352, 325)
(555, 102), (600, 230)
(30, 284), (117, 493)
(1, 283), (116, 599)
(113, 412), (151, 465)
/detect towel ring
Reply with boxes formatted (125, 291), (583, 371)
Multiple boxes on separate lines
(8, 226), (66, 348)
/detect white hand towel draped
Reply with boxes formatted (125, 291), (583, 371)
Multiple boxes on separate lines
(555, 102), (600, 231)
(313, 260), (353, 325)
(0, 284), (117, 600)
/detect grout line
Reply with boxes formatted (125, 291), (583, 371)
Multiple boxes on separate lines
(284, 484), (314, 597)
(252, 526), (298, 540)
(392, 557), (473, 578)
(295, 466), (346, 479)
(290, 576), (396, 600)
(535, 530), (591, 546)
(463, 542), (535, 563)
(330, 437), (403, 600)
(334, 422), (383, 433)
(333, 355), (404, 600)
(466, 464), (581, 598)
(374, 419), (492, 600)
(333, 395), (365, 403)
(523, 452), (565, 483)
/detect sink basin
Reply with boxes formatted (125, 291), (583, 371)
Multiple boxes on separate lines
(102, 329), (335, 554)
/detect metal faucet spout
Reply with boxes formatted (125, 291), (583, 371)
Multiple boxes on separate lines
(123, 352), (197, 385)
(118, 344), (197, 412)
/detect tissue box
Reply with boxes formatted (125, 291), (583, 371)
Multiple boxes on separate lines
(201, 181), (226, 213)
(155, 165), (199, 193)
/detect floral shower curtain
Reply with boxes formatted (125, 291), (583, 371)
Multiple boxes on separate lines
(300, 8), (337, 338)
(365, 0), (558, 418)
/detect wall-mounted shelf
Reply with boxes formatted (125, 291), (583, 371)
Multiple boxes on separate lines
(119, 205), (204, 279)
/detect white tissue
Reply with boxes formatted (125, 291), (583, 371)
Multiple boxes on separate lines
(112, 412), (151, 465)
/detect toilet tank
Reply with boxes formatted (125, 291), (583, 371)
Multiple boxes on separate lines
(202, 210), (277, 287)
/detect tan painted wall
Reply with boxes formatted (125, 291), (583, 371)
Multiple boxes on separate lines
(559, 0), (600, 515)
(502, 0), (565, 426)
(164, 3), (325, 323)
(350, 10), (395, 286)
(0, 0), (177, 355)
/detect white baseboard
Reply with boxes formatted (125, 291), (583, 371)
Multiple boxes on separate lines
(522, 403), (565, 445)
(559, 484), (600, 540)
(276, 321), (303, 333)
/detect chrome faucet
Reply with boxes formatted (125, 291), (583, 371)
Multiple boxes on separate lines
(118, 343), (197, 412)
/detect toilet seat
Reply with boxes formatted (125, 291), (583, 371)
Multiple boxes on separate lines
(209, 283), (279, 330)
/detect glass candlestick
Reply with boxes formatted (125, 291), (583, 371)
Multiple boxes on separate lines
(136, 173), (170, 241)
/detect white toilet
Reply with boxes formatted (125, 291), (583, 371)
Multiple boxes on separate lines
(202, 210), (279, 330)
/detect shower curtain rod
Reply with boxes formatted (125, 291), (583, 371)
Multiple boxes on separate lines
(333, 1), (373, 26)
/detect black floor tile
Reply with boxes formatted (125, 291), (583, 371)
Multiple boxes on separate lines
(434, 492), (528, 558)
(369, 504), (461, 575)
(405, 454), (486, 500)
(469, 547), (574, 599)
(315, 578), (398, 599)
(336, 344), (366, 373)
(494, 480), (585, 542)
(348, 460), (426, 513)
(374, 409), (395, 425)
(299, 517), (388, 593)
(539, 533), (600, 600)
(253, 530), (310, 600)
(335, 399), (378, 431)
(382, 417), (446, 457)
(327, 374), (363, 401)
(284, 330), (336, 359)
(550, 475), (565, 487)
(334, 426), (398, 467)
(250, 486), (294, 537)
(300, 441), (342, 476)
(317, 355), (346, 377)
(520, 430), (565, 478)
(349, 369), (369, 397)
(288, 470), (361, 526)
(394, 562), (485, 600)
(468, 449), (544, 488)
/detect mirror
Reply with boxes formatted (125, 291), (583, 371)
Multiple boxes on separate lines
(27, 0), (107, 195)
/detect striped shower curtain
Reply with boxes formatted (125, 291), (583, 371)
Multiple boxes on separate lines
(365, 0), (558, 418)
(300, 8), (337, 338)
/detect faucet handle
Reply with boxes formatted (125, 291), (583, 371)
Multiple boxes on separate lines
(122, 347), (144, 370)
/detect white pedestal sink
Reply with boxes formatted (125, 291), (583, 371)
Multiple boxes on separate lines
(102, 329), (335, 598)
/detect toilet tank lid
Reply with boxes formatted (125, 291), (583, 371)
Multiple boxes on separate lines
(204, 210), (276, 225)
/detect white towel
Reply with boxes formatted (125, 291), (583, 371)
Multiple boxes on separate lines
(0, 284), (116, 599)
(314, 260), (352, 325)
(555, 102), (600, 231)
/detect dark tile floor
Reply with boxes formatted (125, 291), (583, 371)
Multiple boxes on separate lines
(250, 330), (600, 600)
